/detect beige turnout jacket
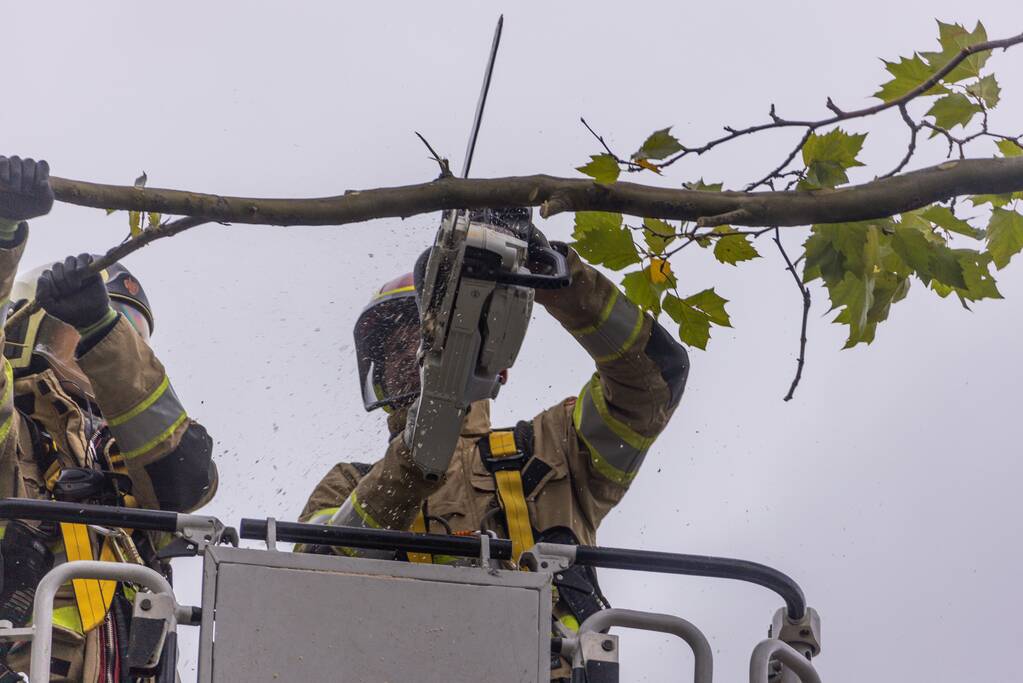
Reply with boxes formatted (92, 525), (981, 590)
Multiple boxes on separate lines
(300, 247), (690, 550)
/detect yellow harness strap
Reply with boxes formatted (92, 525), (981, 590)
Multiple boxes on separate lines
(407, 512), (434, 564)
(59, 523), (117, 633)
(487, 431), (535, 565)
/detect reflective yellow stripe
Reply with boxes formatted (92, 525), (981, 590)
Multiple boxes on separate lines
(0, 358), (14, 445)
(348, 491), (381, 529)
(59, 523), (117, 633)
(573, 376), (656, 486)
(592, 307), (645, 363)
(305, 507), (340, 525)
(53, 606), (84, 636)
(559, 614), (581, 632)
(107, 375), (171, 427)
(374, 284), (416, 300)
(570, 289), (619, 337)
(119, 412), (188, 459)
(407, 513), (433, 564)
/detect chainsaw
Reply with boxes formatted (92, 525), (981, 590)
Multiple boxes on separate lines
(406, 17), (571, 480)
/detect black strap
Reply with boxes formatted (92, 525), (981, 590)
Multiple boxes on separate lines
(538, 527), (611, 624)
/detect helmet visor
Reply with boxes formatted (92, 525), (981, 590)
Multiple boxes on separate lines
(112, 300), (151, 343)
(356, 308), (421, 412)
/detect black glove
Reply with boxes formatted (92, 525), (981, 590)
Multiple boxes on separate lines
(0, 156), (54, 222)
(36, 254), (114, 332)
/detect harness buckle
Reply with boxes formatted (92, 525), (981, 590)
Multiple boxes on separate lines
(479, 430), (528, 473)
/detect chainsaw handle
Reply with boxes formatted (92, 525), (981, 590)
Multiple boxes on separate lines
(493, 243), (571, 290)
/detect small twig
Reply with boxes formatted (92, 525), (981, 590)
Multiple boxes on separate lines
(579, 118), (641, 170)
(5, 216), (209, 329)
(773, 227), (811, 402)
(745, 128), (815, 191)
(881, 104), (922, 179)
(414, 131), (452, 178)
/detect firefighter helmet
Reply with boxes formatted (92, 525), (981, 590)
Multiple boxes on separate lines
(4, 259), (155, 399)
(354, 272), (421, 412)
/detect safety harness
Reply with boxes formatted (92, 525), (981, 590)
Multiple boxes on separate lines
(17, 411), (145, 636)
(477, 423), (539, 564)
(478, 423), (609, 627)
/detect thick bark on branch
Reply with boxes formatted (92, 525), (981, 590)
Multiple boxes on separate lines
(51, 156), (1023, 228)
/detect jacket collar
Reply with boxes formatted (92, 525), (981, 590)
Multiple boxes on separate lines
(460, 400), (492, 438)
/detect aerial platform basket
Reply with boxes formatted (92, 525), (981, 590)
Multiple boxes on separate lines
(0, 499), (822, 683)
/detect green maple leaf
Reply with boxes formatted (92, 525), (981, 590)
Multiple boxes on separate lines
(632, 128), (684, 161)
(684, 288), (732, 327)
(956, 250), (1002, 302)
(642, 218), (676, 255)
(996, 139), (1023, 158)
(917, 205), (982, 239)
(874, 54), (947, 103)
(926, 93), (981, 134)
(576, 154), (620, 185)
(662, 288), (732, 350)
(571, 212), (640, 271)
(890, 226), (966, 288)
(663, 297), (711, 350)
(828, 272), (874, 347)
(970, 192), (1023, 208)
(966, 74), (1001, 108)
(986, 208), (1023, 270)
(798, 128), (867, 189)
(802, 221), (881, 285)
(921, 21), (989, 83)
(712, 228), (760, 265)
(621, 270), (662, 314)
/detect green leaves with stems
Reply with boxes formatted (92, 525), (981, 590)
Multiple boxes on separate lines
(631, 128), (684, 162)
(576, 154), (620, 185)
(663, 289), (731, 350)
(798, 129), (866, 190)
(571, 212), (640, 271)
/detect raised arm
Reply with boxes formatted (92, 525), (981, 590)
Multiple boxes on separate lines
(0, 157), (53, 465)
(35, 254), (218, 512)
(535, 244), (689, 489)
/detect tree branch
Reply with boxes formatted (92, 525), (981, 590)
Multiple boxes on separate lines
(773, 227), (811, 402)
(49, 156), (1023, 228)
(654, 30), (1023, 171)
(5, 216), (209, 329)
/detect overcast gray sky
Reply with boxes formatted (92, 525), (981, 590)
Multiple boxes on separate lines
(4, 1), (1022, 681)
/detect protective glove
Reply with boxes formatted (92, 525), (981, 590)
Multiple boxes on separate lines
(36, 254), (116, 338)
(0, 156), (54, 234)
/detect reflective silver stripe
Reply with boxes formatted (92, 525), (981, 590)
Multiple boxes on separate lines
(327, 493), (394, 560)
(573, 376), (654, 485)
(572, 290), (644, 362)
(108, 377), (187, 459)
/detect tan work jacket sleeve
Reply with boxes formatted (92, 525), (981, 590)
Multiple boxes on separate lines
(533, 246), (689, 528)
(0, 225), (28, 482)
(78, 313), (218, 512)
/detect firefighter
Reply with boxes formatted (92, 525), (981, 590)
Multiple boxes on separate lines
(0, 156), (218, 682)
(298, 208), (690, 678)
